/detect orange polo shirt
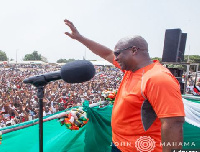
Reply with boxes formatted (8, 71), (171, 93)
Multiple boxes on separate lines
(111, 60), (185, 152)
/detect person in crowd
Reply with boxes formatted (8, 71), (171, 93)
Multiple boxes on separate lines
(0, 60), (122, 127)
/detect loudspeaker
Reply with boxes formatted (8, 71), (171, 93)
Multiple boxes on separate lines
(168, 67), (184, 94)
(179, 82), (184, 94)
(168, 68), (183, 78)
(177, 33), (187, 62)
(162, 29), (182, 62)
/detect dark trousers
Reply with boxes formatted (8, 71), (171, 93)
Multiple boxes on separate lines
(111, 142), (121, 152)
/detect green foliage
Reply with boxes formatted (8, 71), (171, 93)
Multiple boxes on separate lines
(57, 58), (67, 63)
(184, 55), (200, 71)
(167, 64), (184, 70)
(151, 55), (200, 71)
(0, 50), (8, 61)
(67, 59), (75, 63)
(23, 51), (42, 61)
(184, 55), (200, 63)
(151, 55), (200, 63)
(57, 58), (75, 63)
(151, 57), (161, 61)
(41, 56), (48, 63)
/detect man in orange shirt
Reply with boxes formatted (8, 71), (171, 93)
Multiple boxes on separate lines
(64, 19), (185, 152)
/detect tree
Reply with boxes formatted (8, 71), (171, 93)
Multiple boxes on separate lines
(56, 58), (75, 63)
(41, 56), (48, 63)
(0, 50), (8, 61)
(23, 51), (42, 61)
(57, 59), (67, 63)
(184, 55), (200, 71)
(66, 59), (75, 63)
(151, 57), (161, 61)
(184, 55), (200, 63)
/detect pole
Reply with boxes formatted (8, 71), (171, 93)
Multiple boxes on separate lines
(194, 64), (199, 85)
(16, 50), (18, 64)
(184, 64), (190, 94)
(37, 86), (45, 152)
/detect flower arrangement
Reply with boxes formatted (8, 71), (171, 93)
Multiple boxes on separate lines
(58, 108), (89, 130)
(101, 90), (117, 104)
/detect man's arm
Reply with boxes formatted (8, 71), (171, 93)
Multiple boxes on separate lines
(64, 19), (114, 63)
(160, 116), (185, 152)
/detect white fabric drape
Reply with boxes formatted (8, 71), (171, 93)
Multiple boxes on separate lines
(183, 98), (200, 128)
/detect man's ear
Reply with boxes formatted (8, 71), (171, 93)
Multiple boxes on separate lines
(131, 48), (137, 55)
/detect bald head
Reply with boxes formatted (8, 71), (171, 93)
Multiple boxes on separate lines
(115, 35), (148, 51)
(114, 35), (152, 71)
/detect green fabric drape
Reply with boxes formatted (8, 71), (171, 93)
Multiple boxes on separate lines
(0, 99), (199, 152)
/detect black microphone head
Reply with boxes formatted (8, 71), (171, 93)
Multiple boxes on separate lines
(61, 60), (95, 83)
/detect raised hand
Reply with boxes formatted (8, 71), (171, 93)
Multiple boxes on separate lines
(63, 19), (114, 63)
(64, 19), (82, 40)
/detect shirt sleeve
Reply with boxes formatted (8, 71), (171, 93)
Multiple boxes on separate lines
(145, 72), (185, 118)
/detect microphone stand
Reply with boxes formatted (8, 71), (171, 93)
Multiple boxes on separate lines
(37, 86), (45, 152)
(30, 76), (48, 152)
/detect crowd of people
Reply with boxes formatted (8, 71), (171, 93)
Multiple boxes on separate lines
(0, 63), (123, 128)
(0, 62), (199, 129)
(186, 74), (200, 94)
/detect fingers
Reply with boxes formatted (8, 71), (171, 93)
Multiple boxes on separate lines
(64, 20), (74, 38)
(64, 19), (74, 29)
(64, 19), (77, 32)
(64, 19), (81, 39)
(64, 19), (74, 26)
(64, 32), (71, 37)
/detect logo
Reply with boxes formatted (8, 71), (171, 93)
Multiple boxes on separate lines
(135, 136), (156, 152)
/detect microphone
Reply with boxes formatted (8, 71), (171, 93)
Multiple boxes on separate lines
(61, 60), (95, 83)
(23, 60), (95, 87)
(23, 71), (61, 86)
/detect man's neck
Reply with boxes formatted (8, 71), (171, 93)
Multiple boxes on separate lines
(132, 60), (153, 72)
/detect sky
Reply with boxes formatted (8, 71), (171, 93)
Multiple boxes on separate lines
(0, 0), (200, 63)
